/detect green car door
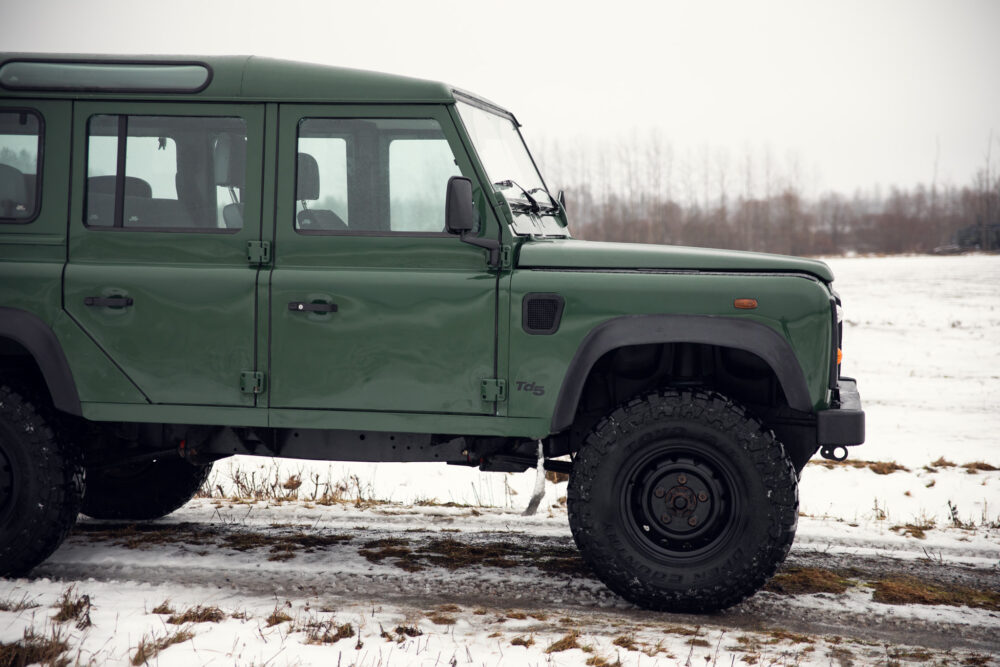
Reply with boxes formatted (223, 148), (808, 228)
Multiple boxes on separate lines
(267, 104), (499, 415)
(63, 102), (266, 407)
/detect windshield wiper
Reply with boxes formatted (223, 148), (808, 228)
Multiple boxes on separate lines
(493, 179), (540, 214)
(495, 181), (560, 214)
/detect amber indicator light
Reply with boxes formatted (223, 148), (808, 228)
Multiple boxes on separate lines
(837, 348), (843, 365)
(733, 298), (758, 310)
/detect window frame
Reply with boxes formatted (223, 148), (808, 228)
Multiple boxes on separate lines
(0, 107), (44, 225)
(292, 116), (461, 238)
(82, 112), (247, 234)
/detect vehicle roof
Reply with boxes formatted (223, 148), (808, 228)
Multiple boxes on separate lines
(0, 54), (464, 105)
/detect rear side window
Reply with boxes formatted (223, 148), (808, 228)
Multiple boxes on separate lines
(0, 110), (41, 223)
(295, 118), (460, 234)
(85, 114), (247, 231)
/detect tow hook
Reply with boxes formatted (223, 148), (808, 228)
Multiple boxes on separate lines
(820, 445), (849, 462)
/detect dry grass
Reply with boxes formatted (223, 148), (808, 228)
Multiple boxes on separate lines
(511, 636), (535, 647)
(265, 603), (293, 627)
(546, 631), (580, 653)
(150, 601), (174, 615)
(51, 586), (92, 629)
(810, 459), (910, 474)
(871, 576), (1000, 611)
(890, 519), (936, 539)
(301, 620), (355, 645)
(166, 605), (225, 624)
(962, 461), (999, 474)
(131, 628), (194, 666)
(612, 634), (638, 650)
(0, 594), (39, 612)
(0, 628), (70, 667)
(426, 612), (456, 625)
(764, 567), (855, 595)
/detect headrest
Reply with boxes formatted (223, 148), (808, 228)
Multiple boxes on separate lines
(214, 134), (246, 189)
(0, 163), (27, 210)
(88, 175), (152, 198)
(296, 153), (320, 201)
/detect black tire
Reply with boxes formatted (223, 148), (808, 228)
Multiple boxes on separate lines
(81, 457), (212, 520)
(567, 389), (798, 613)
(0, 385), (84, 576)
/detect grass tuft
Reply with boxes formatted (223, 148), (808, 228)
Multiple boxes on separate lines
(131, 628), (195, 666)
(0, 627), (70, 667)
(511, 636), (535, 647)
(52, 586), (92, 629)
(546, 631), (580, 653)
(0, 594), (39, 612)
(302, 620), (355, 645)
(871, 576), (1000, 611)
(265, 603), (293, 627)
(962, 461), (999, 474)
(764, 567), (854, 595)
(166, 605), (225, 624)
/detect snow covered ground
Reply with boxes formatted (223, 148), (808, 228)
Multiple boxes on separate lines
(2, 254), (998, 666)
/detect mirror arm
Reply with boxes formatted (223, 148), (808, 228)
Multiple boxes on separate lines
(459, 232), (501, 268)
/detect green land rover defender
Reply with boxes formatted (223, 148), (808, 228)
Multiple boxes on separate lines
(0, 55), (864, 612)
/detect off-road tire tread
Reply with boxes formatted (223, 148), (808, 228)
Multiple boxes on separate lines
(82, 458), (212, 521)
(567, 388), (798, 613)
(0, 384), (84, 576)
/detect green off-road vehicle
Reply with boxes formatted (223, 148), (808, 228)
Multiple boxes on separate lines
(0, 54), (864, 612)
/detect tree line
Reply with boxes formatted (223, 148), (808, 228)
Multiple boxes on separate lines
(534, 133), (999, 255)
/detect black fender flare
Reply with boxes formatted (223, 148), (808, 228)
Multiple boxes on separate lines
(0, 307), (81, 416)
(550, 314), (813, 432)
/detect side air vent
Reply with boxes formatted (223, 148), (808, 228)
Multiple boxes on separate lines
(522, 293), (565, 335)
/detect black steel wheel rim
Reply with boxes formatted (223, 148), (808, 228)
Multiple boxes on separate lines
(618, 438), (746, 562)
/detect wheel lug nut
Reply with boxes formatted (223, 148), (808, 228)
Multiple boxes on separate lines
(677, 474), (687, 485)
(698, 492), (708, 502)
(661, 514), (671, 524)
(688, 517), (698, 527)
(654, 487), (665, 498)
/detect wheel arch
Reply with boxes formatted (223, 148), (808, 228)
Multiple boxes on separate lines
(550, 314), (813, 433)
(0, 307), (81, 416)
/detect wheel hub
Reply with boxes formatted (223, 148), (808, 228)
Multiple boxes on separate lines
(627, 451), (735, 557)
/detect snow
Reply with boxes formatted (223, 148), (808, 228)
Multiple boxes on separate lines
(2, 254), (999, 666)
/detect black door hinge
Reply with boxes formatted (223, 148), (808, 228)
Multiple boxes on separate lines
(247, 241), (271, 266)
(240, 371), (266, 394)
(481, 378), (507, 402)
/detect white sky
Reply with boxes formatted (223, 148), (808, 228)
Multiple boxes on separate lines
(2, 0), (998, 195)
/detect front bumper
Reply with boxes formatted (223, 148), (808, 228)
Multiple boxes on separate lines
(816, 377), (865, 446)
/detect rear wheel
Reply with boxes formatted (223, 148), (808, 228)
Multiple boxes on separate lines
(0, 385), (84, 576)
(567, 389), (798, 612)
(82, 458), (212, 520)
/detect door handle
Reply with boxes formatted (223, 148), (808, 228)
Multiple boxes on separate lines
(84, 296), (134, 308)
(288, 301), (338, 313)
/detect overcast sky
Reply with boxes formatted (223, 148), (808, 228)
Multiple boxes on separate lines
(2, 0), (997, 195)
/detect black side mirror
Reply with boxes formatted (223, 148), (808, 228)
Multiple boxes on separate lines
(445, 176), (475, 234)
(446, 176), (501, 267)
(557, 189), (567, 212)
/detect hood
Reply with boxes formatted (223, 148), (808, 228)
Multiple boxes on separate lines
(516, 239), (834, 283)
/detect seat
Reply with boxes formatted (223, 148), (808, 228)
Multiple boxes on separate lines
(296, 152), (347, 231)
(85, 175), (153, 226)
(214, 133), (246, 229)
(0, 163), (30, 218)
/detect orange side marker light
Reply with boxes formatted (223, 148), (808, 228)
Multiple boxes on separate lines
(733, 298), (758, 310)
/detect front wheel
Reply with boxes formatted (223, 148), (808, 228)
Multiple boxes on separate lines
(567, 389), (798, 613)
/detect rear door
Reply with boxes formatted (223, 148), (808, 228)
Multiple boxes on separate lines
(63, 102), (265, 406)
(267, 104), (498, 414)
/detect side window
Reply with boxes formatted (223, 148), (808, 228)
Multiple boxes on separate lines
(295, 118), (459, 234)
(85, 114), (247, 231)
(0, 110), (41, 223)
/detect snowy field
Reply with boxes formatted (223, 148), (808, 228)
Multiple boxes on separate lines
(2, 254), (998, 666)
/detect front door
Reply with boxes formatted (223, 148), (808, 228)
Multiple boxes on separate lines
(268, 104), (498, 414)
(64, 102), (265, 406)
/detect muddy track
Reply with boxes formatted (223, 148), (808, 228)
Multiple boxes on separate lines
(27, 517), (1000, 654)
